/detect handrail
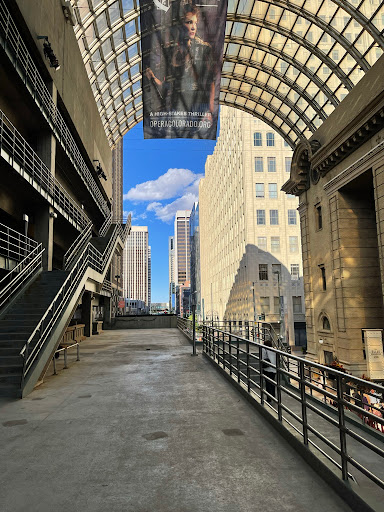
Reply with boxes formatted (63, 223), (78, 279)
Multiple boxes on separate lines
(202, 325), (384, 505)
(0, 222), (39, 262)
(20, 221), (126, 386)
(63, 222), (93, 270)
(0, 0), (110, 218)
(0, 244), (44, 311)
(0, 111), (89, 231)
(99, 211), (112, 237)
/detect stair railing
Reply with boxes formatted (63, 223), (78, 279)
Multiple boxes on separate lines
(0, 224), (44, 312)
(20, 221), (126, 387)
(63, 221), (93, 271)
(0, 244), (44, 312)
(99, 211), (112, 237)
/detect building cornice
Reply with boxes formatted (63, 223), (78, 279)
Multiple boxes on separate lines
(324, 140), (384, 196)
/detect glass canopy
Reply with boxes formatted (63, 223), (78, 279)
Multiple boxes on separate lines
(71, 0), (384, 147)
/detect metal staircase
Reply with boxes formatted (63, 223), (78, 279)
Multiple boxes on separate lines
(0, 217), (131, 398)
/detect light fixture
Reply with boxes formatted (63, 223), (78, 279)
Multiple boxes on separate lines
(49, 211), (58, 219)
(93, 159), (107, 181)
(37, 36), (60, 70)
(61, 0), (76, 26)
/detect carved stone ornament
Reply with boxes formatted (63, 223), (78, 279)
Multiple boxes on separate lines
(288, 139), (321, 194)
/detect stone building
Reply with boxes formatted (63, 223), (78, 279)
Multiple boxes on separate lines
(199, 106), (305, 345)
(283, 55), (384, 378)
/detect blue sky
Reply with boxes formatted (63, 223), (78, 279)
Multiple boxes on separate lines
(123, 122), (217, 302)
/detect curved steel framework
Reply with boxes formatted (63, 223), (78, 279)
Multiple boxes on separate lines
(71, 0), (384, 146)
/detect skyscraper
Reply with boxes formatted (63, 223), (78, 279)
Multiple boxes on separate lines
(174, 210), (191, 286)
(199, 106), (306, 346)
(168, 236), (175, 312)
(123, 226), (151, 310)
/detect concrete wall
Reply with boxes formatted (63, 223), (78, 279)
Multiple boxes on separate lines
(15, 0), (112, 191)
(112, 316), (178, 329)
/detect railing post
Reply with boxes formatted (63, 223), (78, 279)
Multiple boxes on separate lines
(77, 343), (80, 361)
(222, 330), (225, 369)
(336, 374), (349, 481)
(236, 337), (240, 383)
(246, 338), (250, 393)
(299, 360), (309, 445)
(276, 353), (282, 421)
(64, 348), (68, 369)
(228, 329), (232, 376)
(259, 344), (264, 404)
(53, 356), (57, 375)
(246, 321), (250, 340)
(322, 368), (327, 403)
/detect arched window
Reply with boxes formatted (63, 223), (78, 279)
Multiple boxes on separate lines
(322, 316), (331, 330)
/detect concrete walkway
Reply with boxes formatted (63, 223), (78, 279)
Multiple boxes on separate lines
(0, 329), (352, 512)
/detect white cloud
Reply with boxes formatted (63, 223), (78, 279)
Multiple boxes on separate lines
(123, 168), (202, 202)
(147, 193), (197, 223)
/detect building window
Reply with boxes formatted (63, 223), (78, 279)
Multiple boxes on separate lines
(316, 205), (323, 230)
(289, 236), (298, 253)
(259, 264), (268, 281)
(256, 183), (265, 198)
(270, 210), (279, 225)
(260, 296), (270, 313)
(288, 209), (297, 225)
(258, 237), (267, 252)
(273, 296), (280, 314)
(255, 157), (264, 172)
(272, 263), (281, 278)
(257, 210), (266, 225)
(254, 132), (262, 146)
(285, 157), (292, 172)
(271, 236), (280, 253)
(291, 264), (300, 280)
(266, 133), (275, 146)
(292, 296), (302, 313)
(267, 157), (276, 172)
(319, 265), (326, 290)
(268, 183), (277, 198)
(322, 315), (331, 330)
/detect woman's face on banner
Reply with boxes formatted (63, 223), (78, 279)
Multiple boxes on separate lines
(183, 13), (198, 39)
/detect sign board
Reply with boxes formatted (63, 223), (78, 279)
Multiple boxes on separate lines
(363, 329), (384, 379)
(118, 300), (125, 309)
(140, 0), (228, 139)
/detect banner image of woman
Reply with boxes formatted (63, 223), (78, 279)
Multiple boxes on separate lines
(140, 0), (227, 140)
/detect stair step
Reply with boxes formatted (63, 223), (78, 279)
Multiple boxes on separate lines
(0, 382), (21, 397)
(0, 373), (22, 384)
(0, 364), (22, 375)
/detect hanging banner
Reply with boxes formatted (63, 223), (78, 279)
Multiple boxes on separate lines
(140, 0), (228, 139)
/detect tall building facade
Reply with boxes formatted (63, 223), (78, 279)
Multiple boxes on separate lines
(190, 202), (202, 319)
(168, 236), (176, 312)
(123, 227), (151, 309)
(174, 210), (191, 286)
(199, 106), (306, 345)
(112, 139), (123, 221)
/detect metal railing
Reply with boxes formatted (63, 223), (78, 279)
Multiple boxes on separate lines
(99, 211), (112, 237)
(0, 0), (109, 218)
(0, 224), (44, 312)
(0, 223), (39, 262)
(101, 279), (112, 294)
(0, 111), (89, 231)
(63, 222), (93, 271)
(52, 343), (80, 375)
(0, 243), (44, 312)
(20, 221), (126, 387)
(202, 325), (384, 505)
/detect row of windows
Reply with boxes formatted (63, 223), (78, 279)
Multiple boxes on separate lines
(257, 236), (299, 253)
(255, 157), (292, 173)
(258, 263), (300, 281)
(253, 132), (291, 148)
(256, 209), (297, 225)
(259, 296), (302, 314)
